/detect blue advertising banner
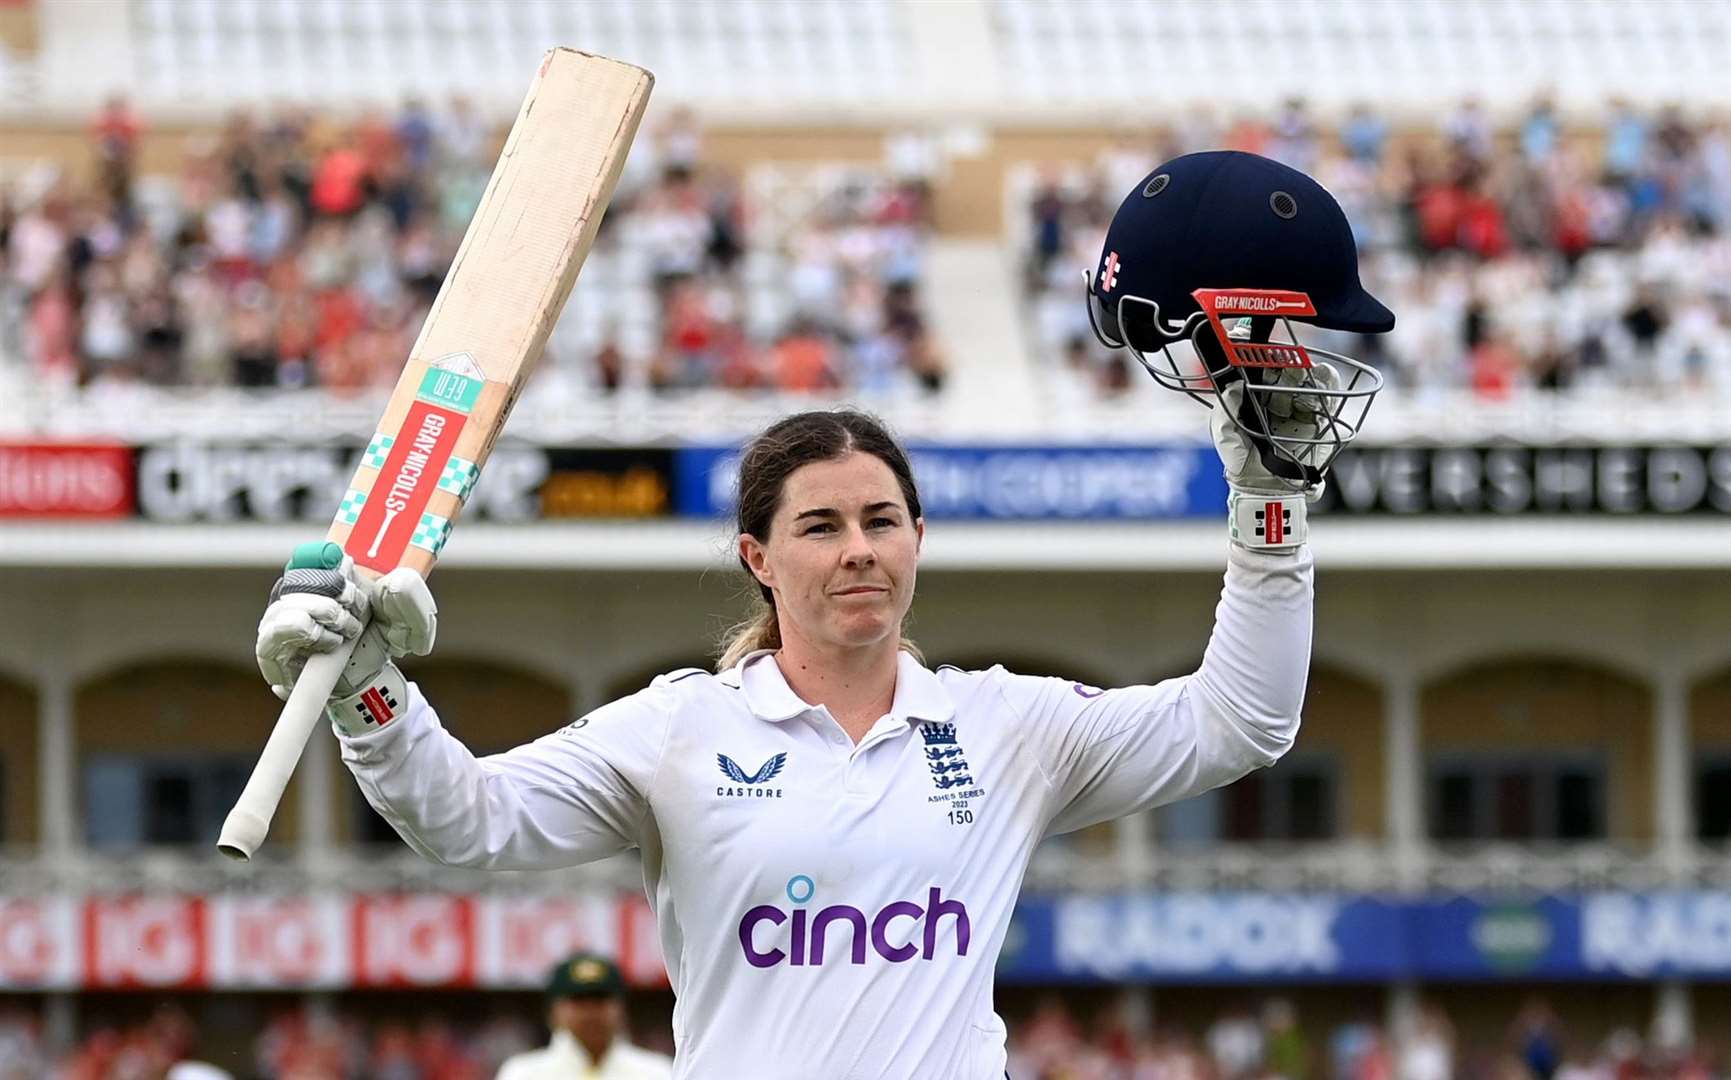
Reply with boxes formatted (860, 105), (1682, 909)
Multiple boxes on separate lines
(1000, 893), (1407, 984)
(672, 445), (1229, 520)
(995, 892), (1731, 984)
(1409, 897), (1578, 979)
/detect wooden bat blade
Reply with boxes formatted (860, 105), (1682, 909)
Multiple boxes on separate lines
(334, 49), (653, 578)
(217, 49), (653, 861)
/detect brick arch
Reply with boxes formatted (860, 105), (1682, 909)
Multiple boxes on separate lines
(1422, 657), (1652, 840)
(601, 656), (718, 708)
(1147, 660), (1382, 845)
(403, 658), (573, 754)
(0, 673), (38, 845)
(1295, 663), (1384, 840)
(78, 659), (279, 752)
(936, 653), (1117, 691)
(77, 658), (296, 845)
(339, 658), (572, 848)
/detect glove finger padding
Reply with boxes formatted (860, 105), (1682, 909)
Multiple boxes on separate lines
(1210, 368), (1339, 502)
(255, 548), (438, 713)
(369, 568), (438, 657)
(256, 594), (365, 695)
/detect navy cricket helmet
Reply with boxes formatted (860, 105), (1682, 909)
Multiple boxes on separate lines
(1084, 150), (1394, 490)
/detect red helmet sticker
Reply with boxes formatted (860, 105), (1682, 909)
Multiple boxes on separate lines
(1099, 252), (1121, 293)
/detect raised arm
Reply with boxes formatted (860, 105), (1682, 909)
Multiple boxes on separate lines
(337, 681), (668, 870)
(255, 553), (666, 869)
(1010, 323), (1330, 837)
(1004, 542), (1312, 838)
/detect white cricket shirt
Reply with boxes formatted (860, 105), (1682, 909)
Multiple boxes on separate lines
(339, 545), (1313, 1079)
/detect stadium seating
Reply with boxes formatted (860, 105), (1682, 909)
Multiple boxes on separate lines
(990, 0), (1731, 112)
(0, 100), (946, 435)
(1016, 101), (1731, 412)
(130, 0), (915, 107)
(6, 5), (1731, 1075)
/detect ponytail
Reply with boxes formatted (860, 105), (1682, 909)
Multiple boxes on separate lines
(717, 603), (782, 671)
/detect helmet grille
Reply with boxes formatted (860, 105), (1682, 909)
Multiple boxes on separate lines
(1270, 191), (1298, 219)
(1142, 173), (1170, 198)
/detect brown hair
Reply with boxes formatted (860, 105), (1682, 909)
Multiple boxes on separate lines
(717, 409), (925, 670)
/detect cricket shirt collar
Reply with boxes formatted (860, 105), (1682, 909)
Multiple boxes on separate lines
(735, 649), (956, 726)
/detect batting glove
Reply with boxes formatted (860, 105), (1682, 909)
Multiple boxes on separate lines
(255, 545), (437, 734)
(1210, 360), (1341, 552)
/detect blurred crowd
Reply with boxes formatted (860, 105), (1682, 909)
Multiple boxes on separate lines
(0, 1002), (659, 1080)
(3, 995), (1721, 1080)
(1005, 995), (1717, 1080)
(0, 95), (943, 400)
(1028, 97), (1731, 403)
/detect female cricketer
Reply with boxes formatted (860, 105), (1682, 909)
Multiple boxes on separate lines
(255, 150), (1392, 1079)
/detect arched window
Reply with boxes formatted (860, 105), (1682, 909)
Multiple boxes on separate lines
(1158, 663), (1381, 846)
(78, 660), (278, 849)
(1422, 659), (1650, 843)
(601, 658), (716, 708)
(348, 659), (572, 846)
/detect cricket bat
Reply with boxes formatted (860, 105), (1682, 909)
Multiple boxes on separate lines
(217, 49), (653, 861)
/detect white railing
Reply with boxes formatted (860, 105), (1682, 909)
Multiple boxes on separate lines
(6, 842), (1729, 896)
(2, 372), (1728, 445)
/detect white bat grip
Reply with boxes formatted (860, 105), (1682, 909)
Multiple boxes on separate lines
(217, 636), (360, 860)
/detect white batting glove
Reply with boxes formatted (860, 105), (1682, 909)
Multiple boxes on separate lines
(256, 551), (437, 734)
(1210, 359), (1342, 552)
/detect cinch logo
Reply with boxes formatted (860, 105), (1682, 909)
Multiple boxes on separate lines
(737, 876), (971, 968)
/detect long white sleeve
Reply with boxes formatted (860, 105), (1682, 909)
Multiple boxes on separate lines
(336, 677), (672, 870)
(999, 543), (1315, 837)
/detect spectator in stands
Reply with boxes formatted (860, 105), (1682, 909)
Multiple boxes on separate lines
(1007, 994), (1088, 1078)
(59, 1004), (234, 1080)
(1268, 98), (1319, 175)
(1342, 104), (1389, 167)
(1021, 97), (1731, 404)
(1398, 1004), (1455, 1080)
(769, 318), (840, 393)
(1262, 999), (1313, 1080)
(0, 1007), (45, 1080)
(372, 1023), (423, 1080)
(495, 952), (672, 1080)
(1445, 98), (1494, 164)
(1209, 1003), (1266, 1080)
(1511, 998), (1564, 1080)
(1328, 1015), (1392, 1080)
(4, 97), (943, 400)
(1029, 169), (1069, 285)
(90, 93), (141, 205)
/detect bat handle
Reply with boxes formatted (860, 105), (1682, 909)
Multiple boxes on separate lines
(217, 636), (360, 861)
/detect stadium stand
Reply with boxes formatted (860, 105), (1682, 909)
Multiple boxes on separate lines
(989, 0), (1731, 113)
(0, 98), (944, 406)
(128, 0), (917, 109)
(1017, 97), (1731, 407)
(13, 990), (1718, 1079)
(6, 2), (1731, 1076)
